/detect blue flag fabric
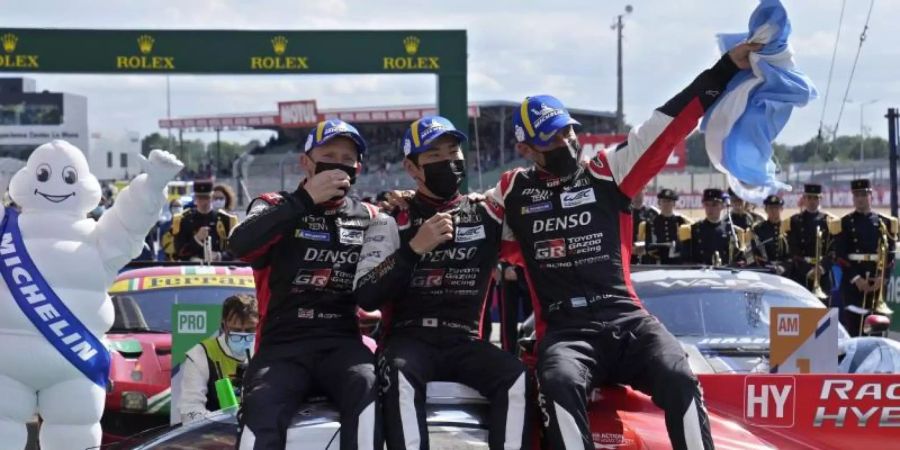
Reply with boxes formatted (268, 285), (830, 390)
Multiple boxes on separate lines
(701, 0), (817, 203)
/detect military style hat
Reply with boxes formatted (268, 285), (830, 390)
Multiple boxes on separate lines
(803, 184), (823, 196)
(702, 188), (724, 203)
(657, 188), (678, 201)
(194, 179), (213, 196)
(763, 194), (784, 206)
(850, 179), (872, 192)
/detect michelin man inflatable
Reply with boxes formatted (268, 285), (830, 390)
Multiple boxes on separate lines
(0, 140), (183, 449)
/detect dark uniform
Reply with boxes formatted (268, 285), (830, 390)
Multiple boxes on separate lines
(680, 188), (746, 266)
(172, 180), (238, 261)
(787, 184), (836, 298)
(749, 195), (790, 273)
(833, 179), (898, 336)
(727, 188), (764, 230)
(637, 189), (692, 264)
(631, 202), (659, 264)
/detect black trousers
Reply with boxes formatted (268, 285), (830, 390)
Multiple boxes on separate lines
(536, 314), (713, 450)
(379, 331), (531, 450)
(501, 265), (533, 354)
(237, 336), (381, 450)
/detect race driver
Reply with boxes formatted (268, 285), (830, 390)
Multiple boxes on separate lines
(229, 119), (381, 450)
(484, 42), (761, 450)
(354, 116), (529, 450)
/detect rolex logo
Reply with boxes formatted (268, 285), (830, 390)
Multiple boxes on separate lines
(384, 35), (438, 71)
(0, 33), (38, 69)
(1, 33), (17, 53)
(250, 35), (308, 71)
(137, 34), (155, 54)
(403, 35), (420, 55)
(271, 36), (288, 55)
(116, 34), (173, 70)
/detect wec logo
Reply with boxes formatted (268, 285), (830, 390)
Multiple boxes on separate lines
(745, 376), (795, 427)
(560, 188), (596, 209)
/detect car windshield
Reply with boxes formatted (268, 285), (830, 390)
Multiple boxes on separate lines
(109, 286), (255, 333)
(639, 289), (817, 339)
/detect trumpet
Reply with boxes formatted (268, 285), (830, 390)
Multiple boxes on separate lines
(712, 251), (722, 268)
(203, 235), (212, 265)
(860, 223), (892, 334)
(810, 227), (829, 302)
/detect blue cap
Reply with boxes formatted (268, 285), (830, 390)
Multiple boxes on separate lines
(402, 116), (468, 157)
(303, 119), (367, 155)
(513, 95), (581, 146)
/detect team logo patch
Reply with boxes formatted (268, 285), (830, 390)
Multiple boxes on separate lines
(560, 188), (596, 209)
(522, 201), (552, 215)
(293, 269), (332, 287)
(534, 238), (567, 260)
(297, 229), (330, 241)
(455, 225), (486, 243)
(339, 228), (364, 245)
(410, 269), (445, 288)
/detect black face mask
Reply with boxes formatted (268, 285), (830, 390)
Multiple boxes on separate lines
(540, 140), (581, 178)
(314, 162), (356, 200)
(422, 159), (466, 199)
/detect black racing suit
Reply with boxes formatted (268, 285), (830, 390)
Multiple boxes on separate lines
(228, 188), (381, 450)
(354, 193), (530, 450)
(485, 55), (741, 450)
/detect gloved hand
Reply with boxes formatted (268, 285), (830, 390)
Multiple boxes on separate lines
(140, 149), (185, 189)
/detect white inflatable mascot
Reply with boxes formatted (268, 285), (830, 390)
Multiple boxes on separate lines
(0, 140), (183, 449)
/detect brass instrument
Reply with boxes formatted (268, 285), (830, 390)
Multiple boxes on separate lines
(862, 223), (892, 321)
(810, 227), (829, 302)
(712, 251), (722, 268)
(203, 235), (212, 265)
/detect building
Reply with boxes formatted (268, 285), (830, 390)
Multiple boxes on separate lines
(0, 77), (88, 157)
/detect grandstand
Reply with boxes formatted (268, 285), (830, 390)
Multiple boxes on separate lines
(161, 100), (618, 201)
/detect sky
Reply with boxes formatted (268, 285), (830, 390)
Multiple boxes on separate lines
(1, 0), (897, 146)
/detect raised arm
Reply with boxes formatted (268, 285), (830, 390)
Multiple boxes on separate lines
(95, 150), (182, 281)
(587, 48), (754, 198)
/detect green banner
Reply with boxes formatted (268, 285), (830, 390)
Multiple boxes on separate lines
(170, 304), (222, 424)
(171, 304), (222, 366)
(0, 29), (465, 75)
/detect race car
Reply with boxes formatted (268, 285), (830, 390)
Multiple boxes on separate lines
(115, 266), (899, 449)
(101, 264), (255, 443)
(629, 267), (898, 374)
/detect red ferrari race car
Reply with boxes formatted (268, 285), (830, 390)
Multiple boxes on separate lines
(101, 264), (256, 444)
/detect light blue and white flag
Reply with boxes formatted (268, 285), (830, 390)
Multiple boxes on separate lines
(701, 0), (817, 203)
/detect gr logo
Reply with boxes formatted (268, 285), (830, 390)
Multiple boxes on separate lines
(744, 376), (796, 427)
(177, 311), (207, 334)
(411, 269), (445, 288)
(293, 269), (332, 287)
(535, 238), (566, 260)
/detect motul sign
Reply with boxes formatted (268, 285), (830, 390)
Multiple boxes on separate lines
(278, 100), (318, 127)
